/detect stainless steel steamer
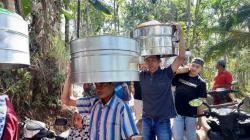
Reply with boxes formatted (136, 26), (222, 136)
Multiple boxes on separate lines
(70, 35), (139, 83)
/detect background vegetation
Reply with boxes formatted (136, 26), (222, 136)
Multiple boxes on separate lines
(0, 0), (249, 136)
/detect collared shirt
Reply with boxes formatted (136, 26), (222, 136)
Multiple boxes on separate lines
(76, 95), (138, 140)
(212, 70), (233, 90)
(140, 66), (177, 119)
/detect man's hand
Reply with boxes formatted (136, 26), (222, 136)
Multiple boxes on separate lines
(176, 65), (190, 74)
(171, 23), (186, 73)
(197, 118), (202, 130)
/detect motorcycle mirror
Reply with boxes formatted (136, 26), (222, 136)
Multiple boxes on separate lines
(55, 118), (67, 126)
(189, 98), (203, 107)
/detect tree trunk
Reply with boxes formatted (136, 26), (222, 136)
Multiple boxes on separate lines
(117, 3), (119, 33)
(113, 0), (117, 32)
(64, 0), (70, 48)
(186, 0), (191, 48)
(15, 0), (24, 16)
(190, 0), (201, 49)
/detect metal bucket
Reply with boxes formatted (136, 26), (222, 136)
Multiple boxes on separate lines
(133, 22), (179, 57)
(0, 9), (30, 70)
(70, 35), (139, 83)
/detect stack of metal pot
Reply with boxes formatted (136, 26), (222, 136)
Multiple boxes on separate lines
(70, 35), (139, 83)
(132, 20), (179, 57)
(0, 8), (30, 69)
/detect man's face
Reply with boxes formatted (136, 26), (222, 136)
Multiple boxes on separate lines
(216, 64), (220, 70)
(144, 56), (160, 73)
(216, 64), (224, 70)
(73, 112), (83, 129)
(83, 83), (91, 92)
(189, 63), (202, 75)
(95, 82), (114, 100)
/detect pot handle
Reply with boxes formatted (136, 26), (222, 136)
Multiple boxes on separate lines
(171, 24), (180, 43)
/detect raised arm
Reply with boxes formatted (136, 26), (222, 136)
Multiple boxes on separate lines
(171, 23), (186, 73)
(61, 65), (76, 106)
(176, 65), (189, 74)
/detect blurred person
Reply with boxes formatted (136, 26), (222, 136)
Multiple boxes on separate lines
(212, 59), (233, 105)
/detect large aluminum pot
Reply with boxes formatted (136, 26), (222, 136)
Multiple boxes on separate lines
(133, 21), (179, 57)
(70, 35), (139, 83)
(0, 9), (30, 69)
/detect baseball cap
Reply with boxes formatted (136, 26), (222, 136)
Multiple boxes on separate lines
(191, 58), (204, 66)
(217, 59), (226, 67)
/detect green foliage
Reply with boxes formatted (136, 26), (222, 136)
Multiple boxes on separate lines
(221, 4), (250, 31)
(204, 31), (250, 61)
(61, 8), (75, 19)
(51, 34), (69, 72)
(0, 0), (249, 129)
(89, 0), (112, 16)
(22, 0), (31, 16)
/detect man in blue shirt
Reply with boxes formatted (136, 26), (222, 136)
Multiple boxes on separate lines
(61, 71), (139, 140)
(140, 23), (186, 140)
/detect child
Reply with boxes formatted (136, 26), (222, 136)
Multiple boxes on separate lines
(68, 111), (90, 140)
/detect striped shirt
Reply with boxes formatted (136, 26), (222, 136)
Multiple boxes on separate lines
(76, 94), (138, 140)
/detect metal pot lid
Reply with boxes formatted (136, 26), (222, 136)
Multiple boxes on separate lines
(71, 35), (138, 53)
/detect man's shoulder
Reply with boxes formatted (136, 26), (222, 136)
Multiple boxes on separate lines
(224, 70), (232, 75)
(197, 75), (206, 84)
(77, 96), (98, 104)
(112, 95), (127, 107)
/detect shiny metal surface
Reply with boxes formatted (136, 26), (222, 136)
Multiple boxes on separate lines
(133, 23), (179, 57)
(0, 12), (30, 69)
(70, 35), (139, 83)
(133, 24), (173, 39)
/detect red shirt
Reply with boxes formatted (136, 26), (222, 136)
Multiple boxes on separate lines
(212, 70), (233, 90)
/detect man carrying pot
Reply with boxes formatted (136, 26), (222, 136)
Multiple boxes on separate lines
(139, 23), (186, 140)
(61, 68), (139, 140)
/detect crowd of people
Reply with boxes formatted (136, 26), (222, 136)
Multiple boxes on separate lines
(61, 24), (233, 140)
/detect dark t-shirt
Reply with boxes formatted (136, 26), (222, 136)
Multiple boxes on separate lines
(140, 66), (176, 119)
(134, 81), (142, 100)
(172, 73), (207, 117)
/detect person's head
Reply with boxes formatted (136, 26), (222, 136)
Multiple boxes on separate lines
(216, 59), (226, 71)
(144, 55), (161, 73)
(95, 82), (115, 103)
(72, 111), (83, 129)
(189, 58), (204, 76)
(83, 83), (96, 95)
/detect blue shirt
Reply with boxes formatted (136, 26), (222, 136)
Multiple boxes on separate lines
(114, 82), (130, 101)
(76, 95), (138, 140)
(140, 66), (177, 119)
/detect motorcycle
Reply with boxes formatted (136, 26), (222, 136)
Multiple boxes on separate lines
(189, 97), (250, 140)
(207, 88), (237, 104)
(21, 117), (68, 140)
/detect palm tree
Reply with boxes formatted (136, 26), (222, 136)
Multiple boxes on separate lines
(204, 4), (250, 61)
